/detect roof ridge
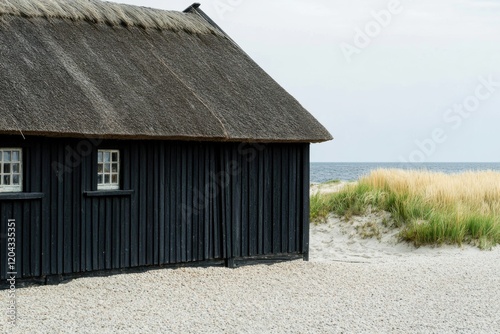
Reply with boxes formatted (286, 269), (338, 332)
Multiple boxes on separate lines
(0, 0), (222, 35)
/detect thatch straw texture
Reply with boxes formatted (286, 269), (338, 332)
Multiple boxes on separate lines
(0, 0), (220, 34)
(0, 0), (332, 142)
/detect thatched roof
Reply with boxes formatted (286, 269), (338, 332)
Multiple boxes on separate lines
(0, 0), (332, 143)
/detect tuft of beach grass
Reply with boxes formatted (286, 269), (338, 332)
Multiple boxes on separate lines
(310, 169), (500, 249)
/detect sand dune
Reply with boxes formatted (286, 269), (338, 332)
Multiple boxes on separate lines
(310, 180), (497, 263)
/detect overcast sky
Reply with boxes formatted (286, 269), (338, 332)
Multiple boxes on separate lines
(108, 0), (500, 162)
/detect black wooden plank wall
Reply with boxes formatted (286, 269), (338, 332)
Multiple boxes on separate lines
(222, 143), (308, 259)
(0, 136), (309, 281)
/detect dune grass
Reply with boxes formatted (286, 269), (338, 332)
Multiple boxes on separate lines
(310, 169), (500, 249)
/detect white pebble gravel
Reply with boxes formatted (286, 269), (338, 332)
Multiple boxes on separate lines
(1, 240), (499, 333)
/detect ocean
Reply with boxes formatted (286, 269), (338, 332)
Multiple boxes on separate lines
(310, 162), (500, 183)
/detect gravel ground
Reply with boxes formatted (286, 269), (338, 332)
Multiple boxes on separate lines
(1, 245), (500, 333)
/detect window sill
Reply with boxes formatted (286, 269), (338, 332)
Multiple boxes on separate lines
(83, 190), (134, 197)
(0, 192), (44, 200)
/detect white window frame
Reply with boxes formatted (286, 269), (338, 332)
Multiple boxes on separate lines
(0, 148), (23, 193)
(97, 149), (120, 191)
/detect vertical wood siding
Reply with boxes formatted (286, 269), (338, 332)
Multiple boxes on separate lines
(0, 136), (309, 281)
(221, 143), (308, 259)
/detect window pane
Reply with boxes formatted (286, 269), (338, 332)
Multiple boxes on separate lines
(0, 149), (22, 191)
(97, 150), (119, 190)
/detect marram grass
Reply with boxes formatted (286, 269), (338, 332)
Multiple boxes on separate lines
(310, 169), (500, 249)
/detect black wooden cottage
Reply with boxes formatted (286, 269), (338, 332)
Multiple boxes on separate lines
(0, 0), (331, 285)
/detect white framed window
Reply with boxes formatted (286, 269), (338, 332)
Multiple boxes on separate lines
(0, 148), (22, 192)
(97, 149), (120, 190)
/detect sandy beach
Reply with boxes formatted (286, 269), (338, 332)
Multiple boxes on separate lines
(1, 182), (499, 333)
